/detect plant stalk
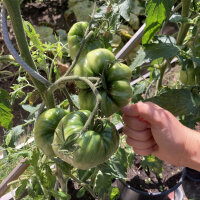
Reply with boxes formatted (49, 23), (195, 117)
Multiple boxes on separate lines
(62, 88), (79, 111)
(64, 31), (94, 76)
(176, 0), (192, 45)
(67, 172), (96, 198)
(156, 62), (167, 93)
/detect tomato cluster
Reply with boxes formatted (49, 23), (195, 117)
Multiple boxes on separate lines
(34, 22), (132, 169)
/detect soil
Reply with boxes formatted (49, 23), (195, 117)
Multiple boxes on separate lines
(126, 155), (183, 194)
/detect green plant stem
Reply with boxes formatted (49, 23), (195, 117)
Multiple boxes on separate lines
(176, 0), (192, 45)
(64, 31), (94, 76)
(0, 55), (15, 62)
(156, 62), (167, 93)
(33, 167), (50, 199)
(67, 172), (96, 198)
(56, 165), (67, 193)
(2, 0), (55, 109)
(62, 88), (79, 111)
(48, 76), (101, 132)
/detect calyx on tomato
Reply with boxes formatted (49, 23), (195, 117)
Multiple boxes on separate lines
(34, 108), (68, 157)
(52, 110), (119, 170)
(73, 48), (132, 116)
(68, 21), (102, 60)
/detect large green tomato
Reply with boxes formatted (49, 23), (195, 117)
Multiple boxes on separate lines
(52, 110), (119, 170)
(74, 48), (133, 116)
(34, 108), (68, 157)
(68, 22), (102, 60)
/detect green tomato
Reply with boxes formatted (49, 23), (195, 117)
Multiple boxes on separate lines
(74, 48), (133, 116)
(180, 68), (195, 85)
(52, 110), (119, 170)
(34, 108), (69, 157)
(68, 22), (102, 60)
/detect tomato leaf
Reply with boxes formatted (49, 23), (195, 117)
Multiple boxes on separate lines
(142, 155), (163, 175)
(94, 170), (112, 198)
(119, 0), (132, 21)
(142, 0), (173, 44)
(131, 37), (179, 69)
(49, 190), (71, 200)
(145, 88), (199, 116)
(109, 187), (120, 200)
(16, 179), (28, 199)
(5, 125), (24, 146)
(0, 88), (13, 129)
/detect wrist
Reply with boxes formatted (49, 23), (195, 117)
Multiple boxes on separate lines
(182, 128), (200, 171)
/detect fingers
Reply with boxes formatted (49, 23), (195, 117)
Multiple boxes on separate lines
(123, 122), (156, 156)
(132, 146), (157, 156)
(122, 102), (167, 126)
(123, 116), (150, 131)
(126, 136), (156, 150)
(126, 136), (156, 156)
(123, 125), (152, 141)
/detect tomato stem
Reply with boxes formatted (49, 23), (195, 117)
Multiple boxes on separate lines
(49, 76), (102, 132)
(62, 88), (79, 112)
(176, 0), (192, 45)
(64, 31), (94, 76)
(156, 61), (167, 93)
(66, 172), (96, 198)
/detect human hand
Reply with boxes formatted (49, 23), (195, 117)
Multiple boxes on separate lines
(122, 102), (197, 167)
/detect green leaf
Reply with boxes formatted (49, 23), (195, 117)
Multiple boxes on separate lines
(50, 190), (71, 200)
(109, 148), (128, 179)
(119, 0), (132, 21)
(131, 37), (179, 69)
(145, 88), (198, 116)
(76, 187), (86, 199)
(94, 170), (112, 198)
(5, 125), (24, 146)
(144, 43), (179, 60)
(0, 88), (13, 129)
(142, 155), (163, 175)
(23, 21), (44, 52)
(16, 179), (28, 199)
(130, 49), (150, 70)
(142, 0), (174, 44)
(29, 148), (40, 167)
(22, 104), (40, 117)
(109, 187), (120, 200)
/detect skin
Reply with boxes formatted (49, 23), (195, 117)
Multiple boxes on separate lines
(122, 102), (200, 171)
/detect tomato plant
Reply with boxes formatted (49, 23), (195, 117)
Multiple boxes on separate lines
(2, 0), (200, 199)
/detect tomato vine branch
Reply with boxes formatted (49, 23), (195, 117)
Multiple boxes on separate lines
(64, 31), (94, 76)
(62, 88), (79, 112)
(48, 76), (102, 132)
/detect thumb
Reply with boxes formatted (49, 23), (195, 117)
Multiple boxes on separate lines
(122, 102), (165, 126)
